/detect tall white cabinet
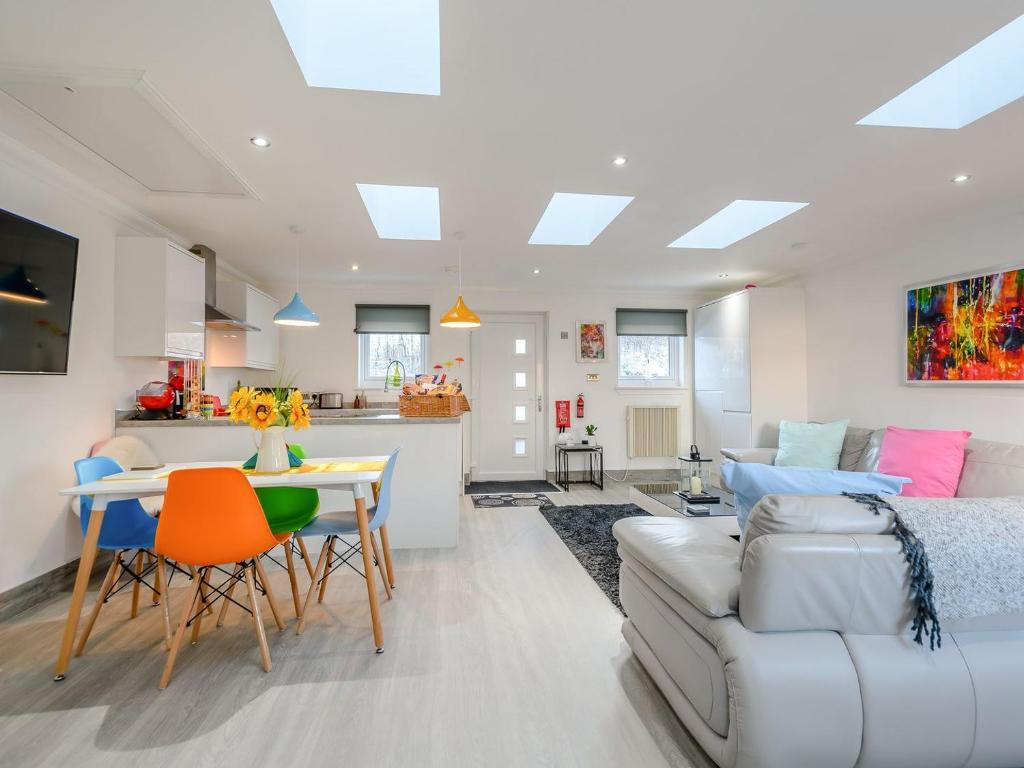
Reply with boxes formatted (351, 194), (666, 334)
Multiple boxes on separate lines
(115, 237), (205, 359)
(694, 288), (807, 478)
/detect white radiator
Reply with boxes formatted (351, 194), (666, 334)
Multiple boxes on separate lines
(627, 406), (679, 458)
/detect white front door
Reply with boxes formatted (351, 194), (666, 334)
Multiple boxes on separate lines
(471, 314), (545, 481)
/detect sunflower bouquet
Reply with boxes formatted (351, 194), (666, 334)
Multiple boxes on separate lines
(227, 385), (311, 431)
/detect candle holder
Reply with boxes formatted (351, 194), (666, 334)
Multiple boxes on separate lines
(678, 445), (719, 504)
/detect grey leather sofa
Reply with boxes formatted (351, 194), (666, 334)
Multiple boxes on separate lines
(612, 429), (1024, 768)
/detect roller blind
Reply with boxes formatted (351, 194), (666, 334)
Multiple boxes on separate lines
(615, 308), (687, 336)
(354, 304), (431, 334)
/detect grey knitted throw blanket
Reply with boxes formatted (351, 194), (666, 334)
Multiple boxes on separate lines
(843, 493), (1024, 650)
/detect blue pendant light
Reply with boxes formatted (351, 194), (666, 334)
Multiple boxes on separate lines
(274, 227), (320, 327)
(274, 291), (320, 326)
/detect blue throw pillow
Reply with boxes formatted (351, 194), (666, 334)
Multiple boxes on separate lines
(775, 419), (849, 469)
(721, 461), (911, 530)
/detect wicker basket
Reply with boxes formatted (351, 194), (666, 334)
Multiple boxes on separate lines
(399, 393), (471, 417)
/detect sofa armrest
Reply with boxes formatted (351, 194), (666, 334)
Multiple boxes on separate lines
(720, 447), (778, 464)
(612, 516), (740, 618)
(739, 533), (912, 635)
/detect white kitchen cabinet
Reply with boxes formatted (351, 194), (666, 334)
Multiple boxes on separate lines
(206, 282), (279, 370)
(693, 288), (807, 479)
(115, 237), (205, 359)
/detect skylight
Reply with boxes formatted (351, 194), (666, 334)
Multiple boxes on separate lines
(667, 200), (808, 249)
(858, 14), (1024, 129)
(269, 0), (440, 96)
(356, 184), (440, 240)
(528, 193), (634, 246)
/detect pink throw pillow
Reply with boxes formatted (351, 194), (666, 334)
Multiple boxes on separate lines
(877, 426), (971, 497)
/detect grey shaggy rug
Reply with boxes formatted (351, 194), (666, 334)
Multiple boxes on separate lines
(540, 503), (650, 611)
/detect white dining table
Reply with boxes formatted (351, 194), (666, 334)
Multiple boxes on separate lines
(54, 456), (389, 681)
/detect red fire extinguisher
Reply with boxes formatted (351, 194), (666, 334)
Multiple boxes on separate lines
(576, 393), (585, 419)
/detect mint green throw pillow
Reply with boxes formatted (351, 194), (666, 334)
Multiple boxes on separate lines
(774, 419), (849, 470)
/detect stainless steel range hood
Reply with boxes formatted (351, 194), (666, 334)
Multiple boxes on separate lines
(189, 244), (261, 332)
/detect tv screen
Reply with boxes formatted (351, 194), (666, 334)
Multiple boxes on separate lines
(0, 208), (79, 374)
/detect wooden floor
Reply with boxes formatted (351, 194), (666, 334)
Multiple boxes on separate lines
(0, 481), (714, 768)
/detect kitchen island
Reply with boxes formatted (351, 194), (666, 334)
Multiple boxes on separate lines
(115, 411), (464, 548)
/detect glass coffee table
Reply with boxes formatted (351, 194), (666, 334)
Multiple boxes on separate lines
(629, 481), (740, 537)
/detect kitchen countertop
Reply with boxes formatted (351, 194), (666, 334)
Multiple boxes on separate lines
(115, 409), (462, 427)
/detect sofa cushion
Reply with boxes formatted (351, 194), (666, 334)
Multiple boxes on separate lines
(854, 428), (887, 473)
(838, 427), (873, 471)
(957, 438), (1024, 498)
(611, 517), (739, 618)
(775, 419), (849, 469)
(877, 426), (971, 497)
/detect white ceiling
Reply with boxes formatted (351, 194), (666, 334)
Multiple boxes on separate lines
(0, 1), (1022, 292)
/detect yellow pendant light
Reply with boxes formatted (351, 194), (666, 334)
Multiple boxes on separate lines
(440, 242), (480, 328)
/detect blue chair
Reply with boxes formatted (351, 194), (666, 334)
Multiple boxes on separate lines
(73, 456), (173, 655)
(295, 449), (399, 650)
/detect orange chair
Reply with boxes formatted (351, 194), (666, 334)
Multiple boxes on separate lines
(154, 467), (289, 689)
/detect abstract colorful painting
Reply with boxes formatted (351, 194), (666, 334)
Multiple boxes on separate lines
(576, 321), (607, 363)
(906, 267), (1024, 383)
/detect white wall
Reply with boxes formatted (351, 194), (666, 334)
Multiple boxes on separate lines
(267, 280), (708, 472)
(802, 208), (1024, 444)
(0, 136), (174, 593)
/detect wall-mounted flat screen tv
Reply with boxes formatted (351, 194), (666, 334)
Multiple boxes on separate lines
(0, 208), (79, 374)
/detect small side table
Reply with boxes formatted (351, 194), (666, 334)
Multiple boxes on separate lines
(555, 444), (604, 490)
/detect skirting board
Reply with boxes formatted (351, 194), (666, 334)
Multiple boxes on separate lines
(0, 551), (114, 623)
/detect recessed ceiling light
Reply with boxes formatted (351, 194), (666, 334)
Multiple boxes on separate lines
(250, 136), (271, 148)
(533, 268), (541, 274)
(612, 156), (628, 167)
(951, 174), (972, 184)
(356, 183), (441, 240)
(529, 192), (634, 246)
(858, 14), (1024, 129)
(351, 264), (359, 271)
(270, 0), (440, 96)
(668, 200), (809, 249)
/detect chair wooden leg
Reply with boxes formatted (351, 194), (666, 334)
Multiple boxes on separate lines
(130, 550), (144, 619)
(148, 551), (160, 605)
(370, 531), (393, 600)
(318, 536), (337, 604)
(189, 565), (214, 616)
(283, 542), (302, 618)
(159, 574), (202, 689)
(217, 565), (243, 627)
(74, 552), (121, 657)
(296, 537), (315, 580)
(379, 523), (396, 589)
(156, 557), (172, 650)
(296, 539), (331, 635)
(190, 567), (209, 645)
(253, 557), (285, 631)
(354, 496), (384, 652)
(243, 565), (272, 673)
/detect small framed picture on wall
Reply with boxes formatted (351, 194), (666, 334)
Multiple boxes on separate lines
(576, 321), (608, 363)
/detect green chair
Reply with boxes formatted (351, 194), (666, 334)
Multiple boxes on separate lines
(255, 443), (319, 617)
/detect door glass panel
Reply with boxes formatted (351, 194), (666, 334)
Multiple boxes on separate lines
(514, 338), (527, 355)
(514, 405), (527, 423)
(514, 371), (527, 389)
(513, 438), (527, 456)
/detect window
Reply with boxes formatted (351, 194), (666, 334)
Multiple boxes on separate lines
(358, 333), (428, 388)
(618, 335), (684, 388)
